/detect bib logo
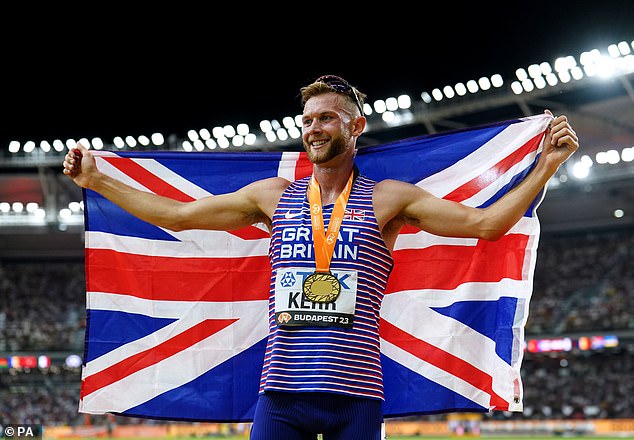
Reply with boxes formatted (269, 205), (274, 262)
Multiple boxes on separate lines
(279, 271), (296, 288)
(277, 312), (292, 324)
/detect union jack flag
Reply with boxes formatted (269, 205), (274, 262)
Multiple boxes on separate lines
(344, 208), (366, 221)
(78, 114), (551, 421)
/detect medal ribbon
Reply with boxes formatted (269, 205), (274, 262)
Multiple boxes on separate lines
(308, 171), (354, 273)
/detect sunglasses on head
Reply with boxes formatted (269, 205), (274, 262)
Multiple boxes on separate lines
(315, 75), (364, 116)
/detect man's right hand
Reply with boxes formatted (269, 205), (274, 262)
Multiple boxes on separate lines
(62, 143), (97, 189)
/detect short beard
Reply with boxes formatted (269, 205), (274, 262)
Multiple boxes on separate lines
(304, 133), (350, 164)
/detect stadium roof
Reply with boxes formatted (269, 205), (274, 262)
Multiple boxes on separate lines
(2, 1), (633, 148)
(1, 3), (633, 257)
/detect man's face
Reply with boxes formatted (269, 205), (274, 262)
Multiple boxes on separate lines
(301, 93), (355, 164)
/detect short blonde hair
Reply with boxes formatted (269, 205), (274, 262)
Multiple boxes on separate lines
(300, 75), (366, 116)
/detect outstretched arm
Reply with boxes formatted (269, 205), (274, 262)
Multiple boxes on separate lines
(62, 143), (289, 231)
(377, 111), (579, 244)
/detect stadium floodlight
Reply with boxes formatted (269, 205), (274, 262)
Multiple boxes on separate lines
(187, 129), (199, 141)
(385, 97), (399, 111)
(199, 128), (211, 140)
(181, 140), (193, 152)
(237, 123), (249, 136)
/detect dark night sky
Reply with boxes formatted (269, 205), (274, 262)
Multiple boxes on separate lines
(2, 2), (632, 149)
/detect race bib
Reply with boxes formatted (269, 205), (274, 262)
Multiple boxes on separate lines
(274, 268), (357, 328)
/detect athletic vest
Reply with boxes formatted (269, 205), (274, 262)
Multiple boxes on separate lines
(260, 174), (394, 400)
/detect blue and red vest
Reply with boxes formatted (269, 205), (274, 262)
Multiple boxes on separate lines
(260, 173), (394, 400)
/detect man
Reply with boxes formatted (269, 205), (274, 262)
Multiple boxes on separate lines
(63, 75), (579, 439)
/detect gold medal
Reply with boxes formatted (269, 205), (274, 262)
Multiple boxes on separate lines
(304, 170), (354, 305)
(303, 271), (341, 303)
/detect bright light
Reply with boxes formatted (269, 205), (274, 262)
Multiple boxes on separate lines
(187, 129), (198, 142)
(558, 70), (572, 83)
(193, 140), (204, 151)
(383, 97), (397, 111)
(606, 149), (621, 164)
(571, 161), (590, 179)
(534, 77), (547, 89)
(511, 81), (523, 94)
(231, 135), (244, 147)
(34, 208), (46, 220)
(23, 141), (36, 153)
(275, 128), (288, 142)
(125, 136), (137, 148)
(614, 209), (624, 218)
(237, 123), (250, 136)
(454, 83), (467, 96)
(151, 133), (164, 145)
(245, 133), (257, 145)
(92, 138), (104, 150)
(618, 41), (631, 55)
(53, 140), (65, 152)
(373, 99), (387, 113)
(113, 137), (125, 149)
(545, 73), (559, 86)
(212, 126), (225, 138)
(382, 111), (395, 123)
(199, 129), (211, 140)
(397, 95), (411, 109)
(282, 117), (295, 129)
(491, 74), (504, 87)
(522, 79), (535, 92)
(580, 154), (593, 167)
(622, 147), (634, 162)
(528, 64), (542, 78)
(217, 137), (230, 149)
(223, 125), (236, 138)
(478, 77), (491, 90)
(515, 68), (528, 81)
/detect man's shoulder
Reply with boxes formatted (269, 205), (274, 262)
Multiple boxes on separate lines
(242, 176), (292, 205)
(374, 178), (411, 191)
(250, 176), (293, 191)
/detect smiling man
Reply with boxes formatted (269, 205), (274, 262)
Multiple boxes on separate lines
(63, 74), (578, 439)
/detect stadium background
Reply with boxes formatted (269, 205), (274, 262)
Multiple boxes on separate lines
(1, 4), (633, 438)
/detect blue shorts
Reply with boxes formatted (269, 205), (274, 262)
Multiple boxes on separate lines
(250, 391), (384, 440)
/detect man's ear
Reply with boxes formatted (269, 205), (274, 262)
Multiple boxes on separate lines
(353, 115), (367, 136)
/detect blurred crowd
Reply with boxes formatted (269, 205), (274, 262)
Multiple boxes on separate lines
(0, 226), (632, 425)
(528, 227), (634, 334)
